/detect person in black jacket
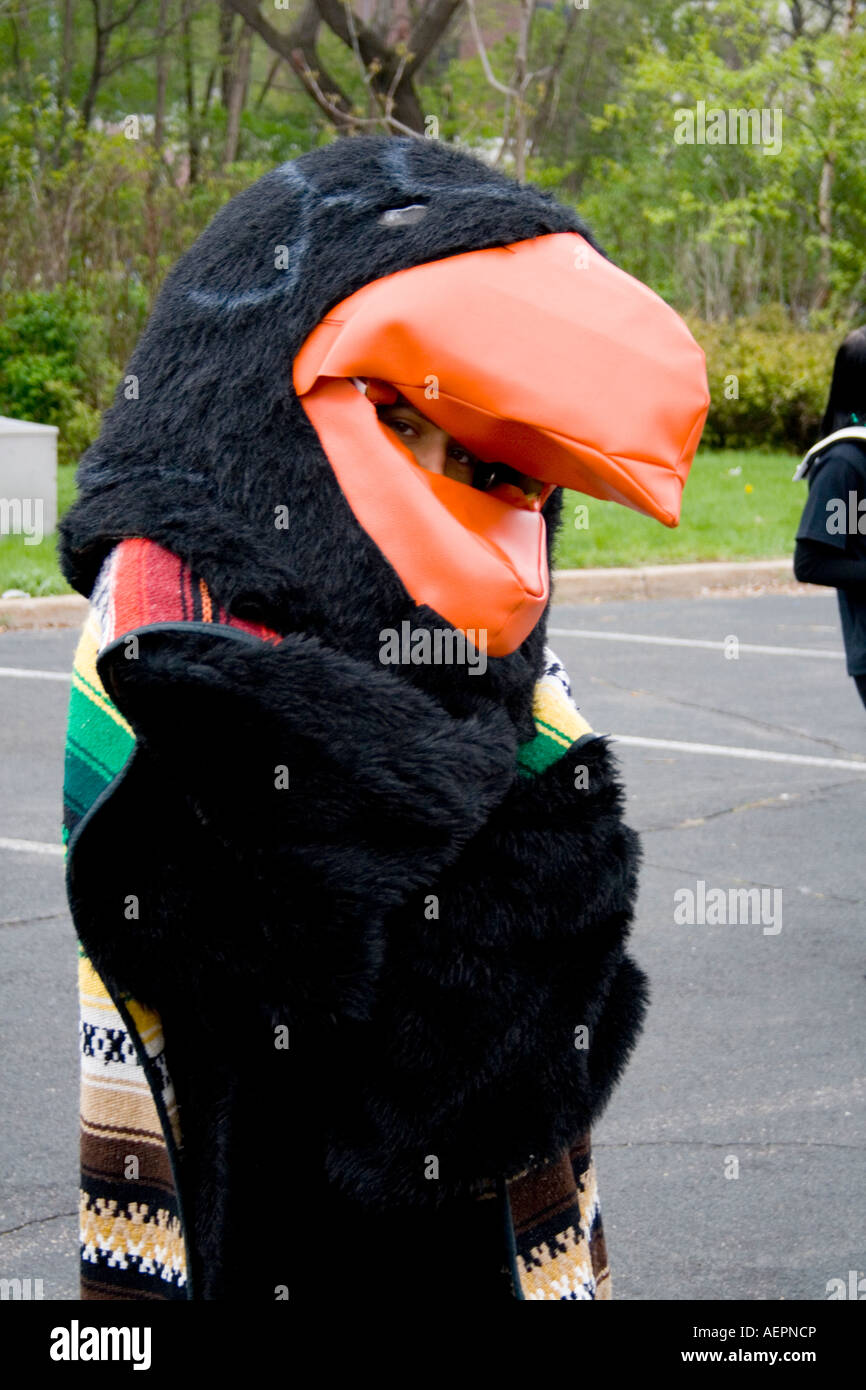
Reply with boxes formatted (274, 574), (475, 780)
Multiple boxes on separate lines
(793, 327), (866, 710)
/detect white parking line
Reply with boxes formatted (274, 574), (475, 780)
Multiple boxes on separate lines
(548, 628), (845, 659)
(611, 735), (866, 771)
(0, 667), (70, 681)
(0, 632), (845, 675)
(0, 734), (862, 863)
(0, 836), (65, 855)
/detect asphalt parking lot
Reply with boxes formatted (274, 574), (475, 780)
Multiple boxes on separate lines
(1, 590), (864, 1301)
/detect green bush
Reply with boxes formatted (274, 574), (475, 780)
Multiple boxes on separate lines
(0, 284), (117, 464)
(688, 310), (839, 453)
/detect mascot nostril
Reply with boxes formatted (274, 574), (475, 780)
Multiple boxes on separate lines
(377, 202), (429, 225)
(58, 135), (709, 1303)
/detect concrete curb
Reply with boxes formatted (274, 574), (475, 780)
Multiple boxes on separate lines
(552, 558), (818, 603)
(0, 560), (821, 630)
(0, 594), (88, 630)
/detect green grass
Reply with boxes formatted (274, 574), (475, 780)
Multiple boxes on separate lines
(1, 450), (804, 598)
(555, 449), (803, 568)
(0, 464), (77, 597)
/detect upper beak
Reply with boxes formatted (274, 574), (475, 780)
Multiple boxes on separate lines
(294, 232), (709, 526)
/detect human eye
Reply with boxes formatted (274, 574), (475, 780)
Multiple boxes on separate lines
(386, 416), (418, 438)
(448, 443), (477, 467)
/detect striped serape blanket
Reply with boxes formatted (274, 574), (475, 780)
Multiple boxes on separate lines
(63, 536), (611, 1301)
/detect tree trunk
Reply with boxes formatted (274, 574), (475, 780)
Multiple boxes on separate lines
(226, 0), (355, 130)
(815, 148), (836, 310)
(81, 2), (109, 128)
(528, 2), (578, 160)
(223, 22), (252, 165)
(512, 0), (535, 181)
(182, 4), (200, 182)
(219, 0), (236, 109)
(60, 0), (76, 108)
(255, 54), (283, 109)
(53, 0), (78, 161)
(814, 0), (857, 311)
(154, 0), (170, 151)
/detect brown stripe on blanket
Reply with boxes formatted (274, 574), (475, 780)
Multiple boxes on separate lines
(509, 1130), (611, 1300)
(82, 1129), (176, 1194)
(81, 1278), (173, 1301)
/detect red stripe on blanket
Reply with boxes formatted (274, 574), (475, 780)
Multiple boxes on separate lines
(108, 539), (281, 645)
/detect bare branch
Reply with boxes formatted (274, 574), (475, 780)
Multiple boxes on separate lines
(315, 0), (426, 132)
(404, 0), (463, 78)
(292, 50), (422, 138)
(314, 0), (391, 65)
(102, 0), (150, 36)
(465, 0), (516, 97)
(255, 54), (284, 109)
(225, 0), (355, 121)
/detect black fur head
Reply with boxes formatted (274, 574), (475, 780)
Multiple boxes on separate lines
(59, 136), (607, 734)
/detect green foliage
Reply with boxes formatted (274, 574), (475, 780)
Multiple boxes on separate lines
(572, 0), (866, 321)
(1, 1), (863, 476)
(690, 311), (837, 451)
(0, 71), (311, 466)
(0, 284), (114, 464)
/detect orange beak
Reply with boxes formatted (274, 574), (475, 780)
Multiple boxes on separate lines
(294, 232), (709, 656)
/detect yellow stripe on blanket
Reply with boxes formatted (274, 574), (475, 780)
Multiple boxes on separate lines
(532, 674), (593, 747)
(70, 615), (134, 736)
(79, 954), (181, 1148)
(79, 957), (163, 1053)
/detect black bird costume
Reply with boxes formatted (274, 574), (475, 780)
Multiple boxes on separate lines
(59, 136), (709, 1301)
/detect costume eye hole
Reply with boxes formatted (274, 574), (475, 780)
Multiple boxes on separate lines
(377, 203), (428, 227)
(473, 461), (501, 491)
